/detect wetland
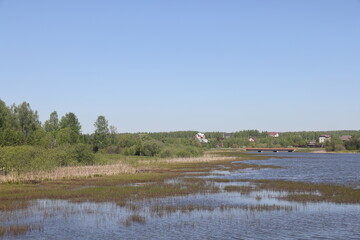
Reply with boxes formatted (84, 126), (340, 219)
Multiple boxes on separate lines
(1, 151), (359, 239)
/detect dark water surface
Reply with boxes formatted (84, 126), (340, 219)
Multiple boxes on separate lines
(2, 153), (360, 240)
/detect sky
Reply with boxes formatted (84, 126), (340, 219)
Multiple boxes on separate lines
(0, 0), (359, 134)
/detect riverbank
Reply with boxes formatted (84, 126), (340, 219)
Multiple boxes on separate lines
(294, 148), (360, 154)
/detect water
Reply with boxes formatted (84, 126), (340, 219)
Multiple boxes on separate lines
(232, 152), (360, 188)
(1, 153), (360, 240)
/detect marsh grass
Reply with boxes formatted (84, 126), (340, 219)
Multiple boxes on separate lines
(253, 180), (360, 204)
(150, 204), (294, 217)
(124, 215), (146, 226)
(223, 185), (254, 195)
(0, 153), (230, 183)
(0, 224), (43, 237)
(235, 204), (294, 211)
(0, 163), (137, 183)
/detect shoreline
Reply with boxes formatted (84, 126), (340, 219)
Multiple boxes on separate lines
(298, 149), (360, 154)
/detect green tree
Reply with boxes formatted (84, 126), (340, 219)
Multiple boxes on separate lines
(44, 111), (59, 132)
(0, 100), (23, 146)
(60, 112), (81, 135)
(109, 125), (118, 145)
(56, 127), (79, 145)
(11, 102), (40, 143)
(93, 115), (110, 149)
(0, 99), (12, 130)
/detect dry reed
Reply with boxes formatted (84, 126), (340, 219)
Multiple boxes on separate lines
(160, 154), (238, 163)
(0, 162), (136, 183)
(0, 152), (240, 183)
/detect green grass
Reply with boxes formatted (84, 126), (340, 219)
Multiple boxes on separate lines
(253, 179), (360, 204)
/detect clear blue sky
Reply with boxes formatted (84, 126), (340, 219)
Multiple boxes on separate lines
(0, 0), (359, 133)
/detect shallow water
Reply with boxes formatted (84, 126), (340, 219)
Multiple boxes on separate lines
(1, 153), (360, 240)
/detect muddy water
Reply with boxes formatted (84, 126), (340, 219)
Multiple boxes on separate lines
(1, 153), (360, 240)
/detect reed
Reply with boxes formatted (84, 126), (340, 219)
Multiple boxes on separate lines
(124, 215), (146, 226)
(253, 180), (360, 204)
(0, 162), (137, 183)
(224, 185), (254, 195)
(0, 224), (43, 237)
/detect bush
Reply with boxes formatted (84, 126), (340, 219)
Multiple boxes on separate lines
(158, 148), (174, 158)
(70, 144), (96, 165)
(141, 140), (164, 156)
(0, 144), (98, 176)
(0, 146), (58, 175)
(103, 145), (122, 154)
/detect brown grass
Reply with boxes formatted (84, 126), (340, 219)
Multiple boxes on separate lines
(0, 224), (43, 237)
(0, 153), (232, 184)
(124, 215), (146, 226)
(0, 162), (137, 183)
(223, 185), (254, 195)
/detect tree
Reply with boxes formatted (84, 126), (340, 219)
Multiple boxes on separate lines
(44, 111), (59, 132)
(0, 99), (11, 130)
(109, 125), (118, 145)
(0, 100), (22, 146)
(11, 102), (40, 143)
(93, 115), (110, 150)
(56, 127), (79, 145)
(60, 112), (81, 135)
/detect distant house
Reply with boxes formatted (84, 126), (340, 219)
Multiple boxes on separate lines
(269, 132), (279, 138)
(248, 137), (257, 142)
(319, 135), (331, 143)
(340, 135), (352, 141)
(195, 132), (208, 143)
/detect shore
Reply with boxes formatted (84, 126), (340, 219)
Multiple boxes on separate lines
(297, 149), (360, 154)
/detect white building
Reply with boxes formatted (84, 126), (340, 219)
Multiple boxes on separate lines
(195, 132), (208, 143)
(319, 135), (331, 143)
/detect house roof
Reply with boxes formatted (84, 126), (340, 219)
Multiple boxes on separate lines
(269, 132), (279, 136)
(320, 135), (331, 138)
(340, 135), (352, 141)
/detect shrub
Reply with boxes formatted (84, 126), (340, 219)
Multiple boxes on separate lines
(104, 145), (122, 154)
(0, 146), (58, 175)
(158, 148), (174, 158)
(70, 144), (96, 165)
(141, 140), (164, 156)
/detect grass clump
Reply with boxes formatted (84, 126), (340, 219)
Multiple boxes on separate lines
(253, 180), (360, 204)
(224, 185), (254, 195)
(124, 215), (146, 226)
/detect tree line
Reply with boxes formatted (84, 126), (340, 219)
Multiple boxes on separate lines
(0, 99), (117, 149)
(0, 99), (205, 175)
